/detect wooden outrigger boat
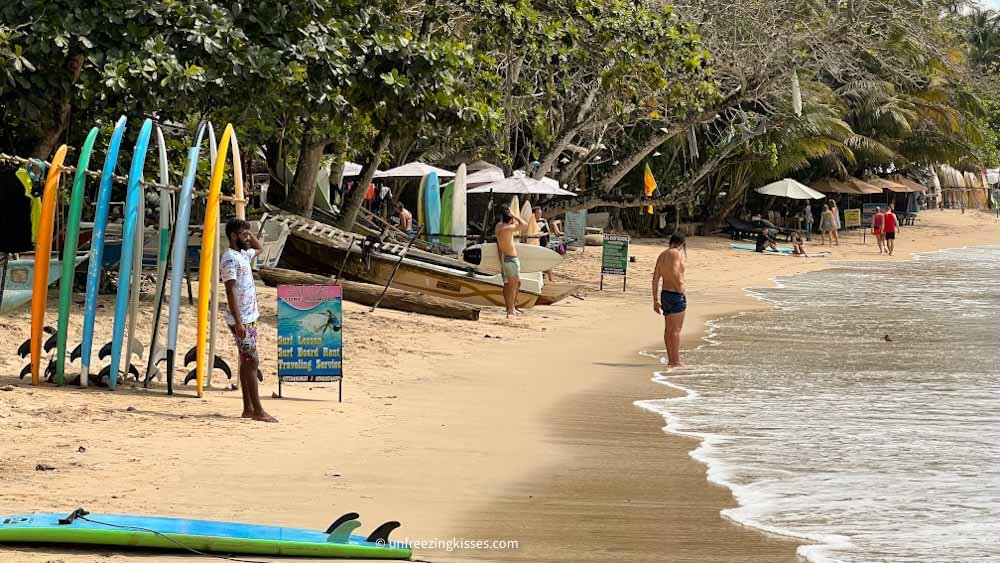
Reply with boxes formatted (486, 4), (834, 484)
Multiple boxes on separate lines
(272, 213), (543, 309)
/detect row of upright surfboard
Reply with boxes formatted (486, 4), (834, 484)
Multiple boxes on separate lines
(416, 166), (467, 252)
(19, 117), (245, 397)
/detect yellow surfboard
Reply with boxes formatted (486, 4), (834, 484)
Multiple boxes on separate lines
(196, 124), (242, 397)
(30, 145), (69, 385)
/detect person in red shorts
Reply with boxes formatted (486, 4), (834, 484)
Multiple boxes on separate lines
(883, 205), (899, 256)
(872, 206), (885, 254)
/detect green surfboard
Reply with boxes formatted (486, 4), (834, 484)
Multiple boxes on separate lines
(55, 127), (99, 385)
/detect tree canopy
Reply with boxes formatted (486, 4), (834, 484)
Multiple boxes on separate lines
(1, 0), (996, 229)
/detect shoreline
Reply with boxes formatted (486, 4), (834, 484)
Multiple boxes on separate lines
(0, 210), (998, 562)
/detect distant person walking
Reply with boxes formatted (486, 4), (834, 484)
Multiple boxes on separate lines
(829, 200), (841, 245)
(652, 232), (688, 368)
(222, 219), (277, 423)
(804, 202), (814, 240)
(495, 207), (527, 318)
(883, 205), (899, 256)
(872, 206), (886, 254)
(819, 203), (836, 246)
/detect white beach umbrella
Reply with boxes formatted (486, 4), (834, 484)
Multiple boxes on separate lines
(464, 167), (506, 187)
(342, 162), (363, 176)
(373, 161), (455, 179)
(467, 175), (577, 196)
(756, 178), (825, 200)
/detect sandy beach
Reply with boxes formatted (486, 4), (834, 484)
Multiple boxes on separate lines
(2, 208), (999, 562)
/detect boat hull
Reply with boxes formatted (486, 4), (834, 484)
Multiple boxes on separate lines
(281, 234), (539, 309)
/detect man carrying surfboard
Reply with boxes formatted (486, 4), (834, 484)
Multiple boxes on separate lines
(222, 219), (277, 423)
(495, 208), (528, 318)
(652, 232), (687, 368)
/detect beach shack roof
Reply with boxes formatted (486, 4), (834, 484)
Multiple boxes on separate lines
(864, 177), (908, 193)
(890, 176), (929, 193)
(811, 178), (856, 194)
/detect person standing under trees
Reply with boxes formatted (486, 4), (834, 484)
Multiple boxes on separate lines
(495, 208), (527, 318)
(819, 203), (836, 246)
(652, 232), (688, 368)
(804, 201), (814, 241)
(222, 219), (277, 423)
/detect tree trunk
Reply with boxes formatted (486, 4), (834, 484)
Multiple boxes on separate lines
(335, 131), (391, 231)
(29, 53), (84, 158)
(259, 267), (481, 321)
(285, 123), (328, 217)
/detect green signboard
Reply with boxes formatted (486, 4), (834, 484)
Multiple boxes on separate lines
(600, 234), (629, 291)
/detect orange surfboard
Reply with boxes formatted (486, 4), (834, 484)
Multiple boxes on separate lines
(30, 145), (69, 385)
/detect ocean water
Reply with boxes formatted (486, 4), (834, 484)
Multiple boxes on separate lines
(638, 246), (1000, 562)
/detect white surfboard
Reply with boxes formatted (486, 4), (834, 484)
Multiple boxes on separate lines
(452, 164), (467, 254)
(465, 243), (564, 274)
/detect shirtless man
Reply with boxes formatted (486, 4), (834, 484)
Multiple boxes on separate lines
(652, 232), (687, 367)
(495, 208), (527, 318)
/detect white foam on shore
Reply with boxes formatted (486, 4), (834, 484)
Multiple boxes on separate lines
(636, 246), (1000, 562)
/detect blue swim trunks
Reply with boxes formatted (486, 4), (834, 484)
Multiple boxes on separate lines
(660, 291), (687, 315)
(501, 256), (521, 281)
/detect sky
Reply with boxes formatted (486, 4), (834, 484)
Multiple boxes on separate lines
(982, 0), (1000, 9)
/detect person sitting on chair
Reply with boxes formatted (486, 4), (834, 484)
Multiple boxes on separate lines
(755, 228), (779, 253)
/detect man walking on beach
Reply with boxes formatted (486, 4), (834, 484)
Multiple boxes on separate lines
(652, 232), (687, 367)
(872, 206), (886, 254)
(883, 205), (898, 256)
(495, 208), (527, 318)
(222, 219), (277, 423)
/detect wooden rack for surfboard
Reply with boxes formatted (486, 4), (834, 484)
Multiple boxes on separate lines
(0, 152), (248, 204)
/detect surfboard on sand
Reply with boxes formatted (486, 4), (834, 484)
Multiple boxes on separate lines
(104, 119), (153, 390)
(163, 123), (207, 395)
(54, 127), (99, 385)
(74, 115), (127, 388)
(0, 511), (411, 559)
(24, 145), (68, 386)
(464, 242), (564, 274)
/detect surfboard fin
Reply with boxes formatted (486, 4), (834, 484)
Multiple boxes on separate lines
(184, 346), (197, 366)
(17, 339), (30, 358)
(98, 341), (113, 360)
(215, 356), (232, 379)
(69, 343), (83, 362)
(19, 363), (31, 379)
(127, 363), (140, 380)
(325, 513), (361, 543)
(181, 356), (232, 384)
(99, 338), (143, 360)
(43, 332), (59, 353)
(366, 521), (401, 545)
(325, 512), (360, 534)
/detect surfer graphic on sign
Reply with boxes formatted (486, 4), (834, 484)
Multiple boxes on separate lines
(297, 308), (341, 337)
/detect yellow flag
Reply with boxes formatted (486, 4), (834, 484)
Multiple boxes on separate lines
(643, 163), (657, 215)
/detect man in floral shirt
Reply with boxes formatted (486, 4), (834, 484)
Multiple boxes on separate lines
(222, 219), (276, 422)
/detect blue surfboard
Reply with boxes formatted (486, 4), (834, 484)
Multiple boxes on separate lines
(0, 511), (410, 559)
(730, 243), (793, 254)
(75, 116), (127, 387)
(424, 172), (441, 244)
(106, 119), (153, 389)
(164, 123), (207, 395)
